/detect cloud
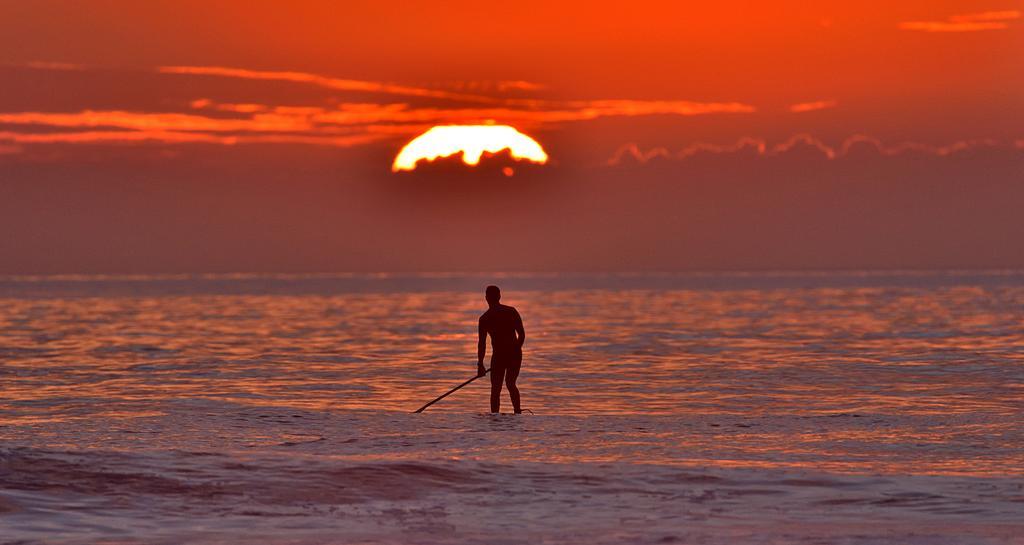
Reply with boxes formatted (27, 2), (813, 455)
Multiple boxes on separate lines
(441, 80), (546, 93)
(190, 99), (268, 113)
(22, 61), (86, 71)
(789, 100), (838, 113)
(158, 66), (753, 117)
(0, 130), (229, 145)
(22, 61), (548, 105)
(159, 65), (506, 104)
(0, 61), (766, 158)
(2, 63), (761, 155)
(949, 10), (1021, 23)
(564, 99), (754, 117)
(161, 66), (569, 109)
(0, 102), (740, 131)
(900, 10), (1020, 32)
(0, 96), (755, 151)
(307, 100), (754, 126)
(607, 134), (1007, 165)
(0, 63), (757, 154)
(0, 129), (391, 148)
(899, 21), (1008, 32)
(0, 110), (312, 133)
(496, 80), (546, 92)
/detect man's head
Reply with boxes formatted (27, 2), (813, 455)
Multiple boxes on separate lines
(485, 285), (501, 306)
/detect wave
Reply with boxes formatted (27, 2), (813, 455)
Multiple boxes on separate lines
(3, 447), (1022, 544)
(3, 447), (1021, 515)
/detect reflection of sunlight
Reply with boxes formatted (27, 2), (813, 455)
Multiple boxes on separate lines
(4, 280), (1024, 475)
(392, 124), (548, 172)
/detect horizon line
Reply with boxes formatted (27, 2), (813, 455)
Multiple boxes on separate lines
(4, 268), (1024, 283)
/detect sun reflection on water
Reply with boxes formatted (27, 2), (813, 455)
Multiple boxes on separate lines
(1, 281), (1022, 475)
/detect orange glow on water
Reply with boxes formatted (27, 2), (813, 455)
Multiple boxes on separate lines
(391, 125), (548, 172)
(3, 278), (1023, 477)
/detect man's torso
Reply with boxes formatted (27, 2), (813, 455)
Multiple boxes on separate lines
(480, 304), (521, 356)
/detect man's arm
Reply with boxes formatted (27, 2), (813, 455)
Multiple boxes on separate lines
(477, 317), (487, 376)
(515, 310), (525, 349)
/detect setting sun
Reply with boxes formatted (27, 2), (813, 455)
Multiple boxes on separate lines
(391, 124), (549, 172)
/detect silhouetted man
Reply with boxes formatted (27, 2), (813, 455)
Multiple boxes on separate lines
(478, 285), (525, 414)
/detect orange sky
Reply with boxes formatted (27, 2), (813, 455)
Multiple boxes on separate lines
(0, 1), (1022, 273)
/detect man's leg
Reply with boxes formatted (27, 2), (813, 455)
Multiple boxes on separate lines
(489, 362), (505, 413)
(505, 352), (522, 414)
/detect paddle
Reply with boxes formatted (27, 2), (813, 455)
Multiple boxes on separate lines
(414, 368), (490, 413)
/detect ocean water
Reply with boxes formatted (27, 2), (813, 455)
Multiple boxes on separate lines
(1, 272), (1022, 544)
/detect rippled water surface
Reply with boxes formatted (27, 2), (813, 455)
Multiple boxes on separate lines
(1, 273), (1022, 544)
